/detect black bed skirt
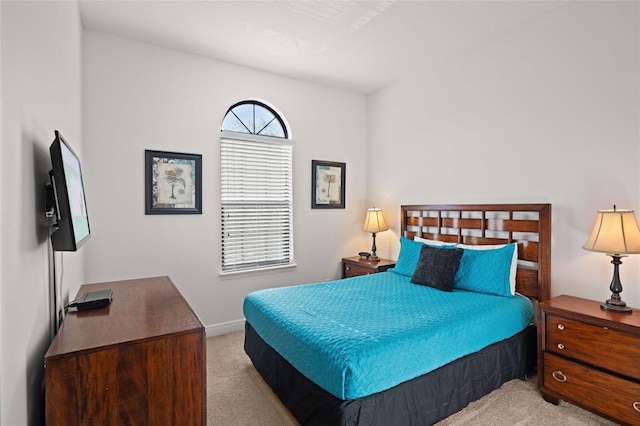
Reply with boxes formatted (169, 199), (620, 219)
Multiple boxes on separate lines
(244, 322), (536, 426)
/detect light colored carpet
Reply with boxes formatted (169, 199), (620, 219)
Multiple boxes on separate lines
(207, 331), (616, 425)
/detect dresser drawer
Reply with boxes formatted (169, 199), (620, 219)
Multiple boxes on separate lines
(546, 314), (640, 381)
(543, 352), (640, 425)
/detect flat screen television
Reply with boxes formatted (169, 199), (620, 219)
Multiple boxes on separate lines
(48, 130), (91, 251)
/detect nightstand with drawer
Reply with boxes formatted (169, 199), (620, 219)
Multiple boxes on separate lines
(342, 257), (395, 278)
(538, 295), (640, 425)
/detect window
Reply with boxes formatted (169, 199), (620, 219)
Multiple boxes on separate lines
(220, 100), (293, 273)
(221, 101), (287, 138)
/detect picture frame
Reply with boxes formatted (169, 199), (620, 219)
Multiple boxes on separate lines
(145, 150), (202, 214)
(311, 160), (345, 209)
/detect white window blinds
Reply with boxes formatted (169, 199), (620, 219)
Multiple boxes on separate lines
(220, 135), (293, 272)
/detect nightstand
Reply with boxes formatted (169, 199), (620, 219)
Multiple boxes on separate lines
(342, 256), (395, 278)
(537, 295), (640, 425)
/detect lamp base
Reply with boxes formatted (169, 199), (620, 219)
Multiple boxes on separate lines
(600, 300), (632, 313)
(369, 232), (379, 262)
(599, 254), (633, 313)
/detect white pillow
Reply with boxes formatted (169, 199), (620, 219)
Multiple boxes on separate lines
(414, 236), (458, 247)
(457, 243), (518, 295)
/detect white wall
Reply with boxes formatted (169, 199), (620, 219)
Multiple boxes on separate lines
(0, 2), (83, 424)
(82, 31), (368, 332)
(368, 2), (640, 308)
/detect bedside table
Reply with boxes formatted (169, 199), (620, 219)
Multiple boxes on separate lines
(537, 295), (640, 425)
(342, 256), (395, 278)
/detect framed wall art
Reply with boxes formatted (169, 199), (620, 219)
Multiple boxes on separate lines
(145, 150), (202, 214)
(311, 160), (345, 209)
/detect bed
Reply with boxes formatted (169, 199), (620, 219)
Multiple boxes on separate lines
(243, 203), (551, 425)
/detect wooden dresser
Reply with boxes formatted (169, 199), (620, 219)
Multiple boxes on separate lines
(44, 276), (206, 425)
(538, 295), (640, 425)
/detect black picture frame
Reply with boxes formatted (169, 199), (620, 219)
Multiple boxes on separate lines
(145, 150), (202, 214)
(311, 160), (345, 209)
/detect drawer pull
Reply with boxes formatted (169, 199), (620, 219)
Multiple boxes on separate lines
(551, 370), (567, 382)
(557, 323), (565, 330)
(346, 266), (351, 270)
(633, 402), (640, 413)
(557, 343), (565, 350)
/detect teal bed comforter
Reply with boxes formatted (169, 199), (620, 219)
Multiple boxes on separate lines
(243, 271), (534, 400)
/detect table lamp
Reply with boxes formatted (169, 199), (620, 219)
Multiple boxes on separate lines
(582, 205), (640, 312)
(362, 207), (389, 262)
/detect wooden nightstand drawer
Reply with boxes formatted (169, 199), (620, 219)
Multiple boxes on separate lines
(344, 263), (374, 277)
(543, 352), (640, 425)
(546, 314), (640, 381)
(341, 257), (396, 279)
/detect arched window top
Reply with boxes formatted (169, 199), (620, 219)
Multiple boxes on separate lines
(221, 100), (288, 139)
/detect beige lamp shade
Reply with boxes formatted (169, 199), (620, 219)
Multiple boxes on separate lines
(583, 208), (640, 254)
(362, 208), (389, 233)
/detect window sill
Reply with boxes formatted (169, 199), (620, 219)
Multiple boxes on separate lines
(218, 263), (297, 280)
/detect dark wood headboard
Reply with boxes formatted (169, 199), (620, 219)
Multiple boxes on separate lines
(401, 204), (551, 302)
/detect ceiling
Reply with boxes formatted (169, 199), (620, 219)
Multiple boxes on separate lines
(78, 1), (564, 94)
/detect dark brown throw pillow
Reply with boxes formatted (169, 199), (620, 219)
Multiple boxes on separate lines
(410, 244), (463, 292)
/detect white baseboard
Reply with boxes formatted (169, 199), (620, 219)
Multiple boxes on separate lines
(205, 319), (245, 337)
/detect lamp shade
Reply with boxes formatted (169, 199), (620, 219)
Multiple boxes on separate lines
(583, 208), (640, 254)
(362, 208), (389, 234)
